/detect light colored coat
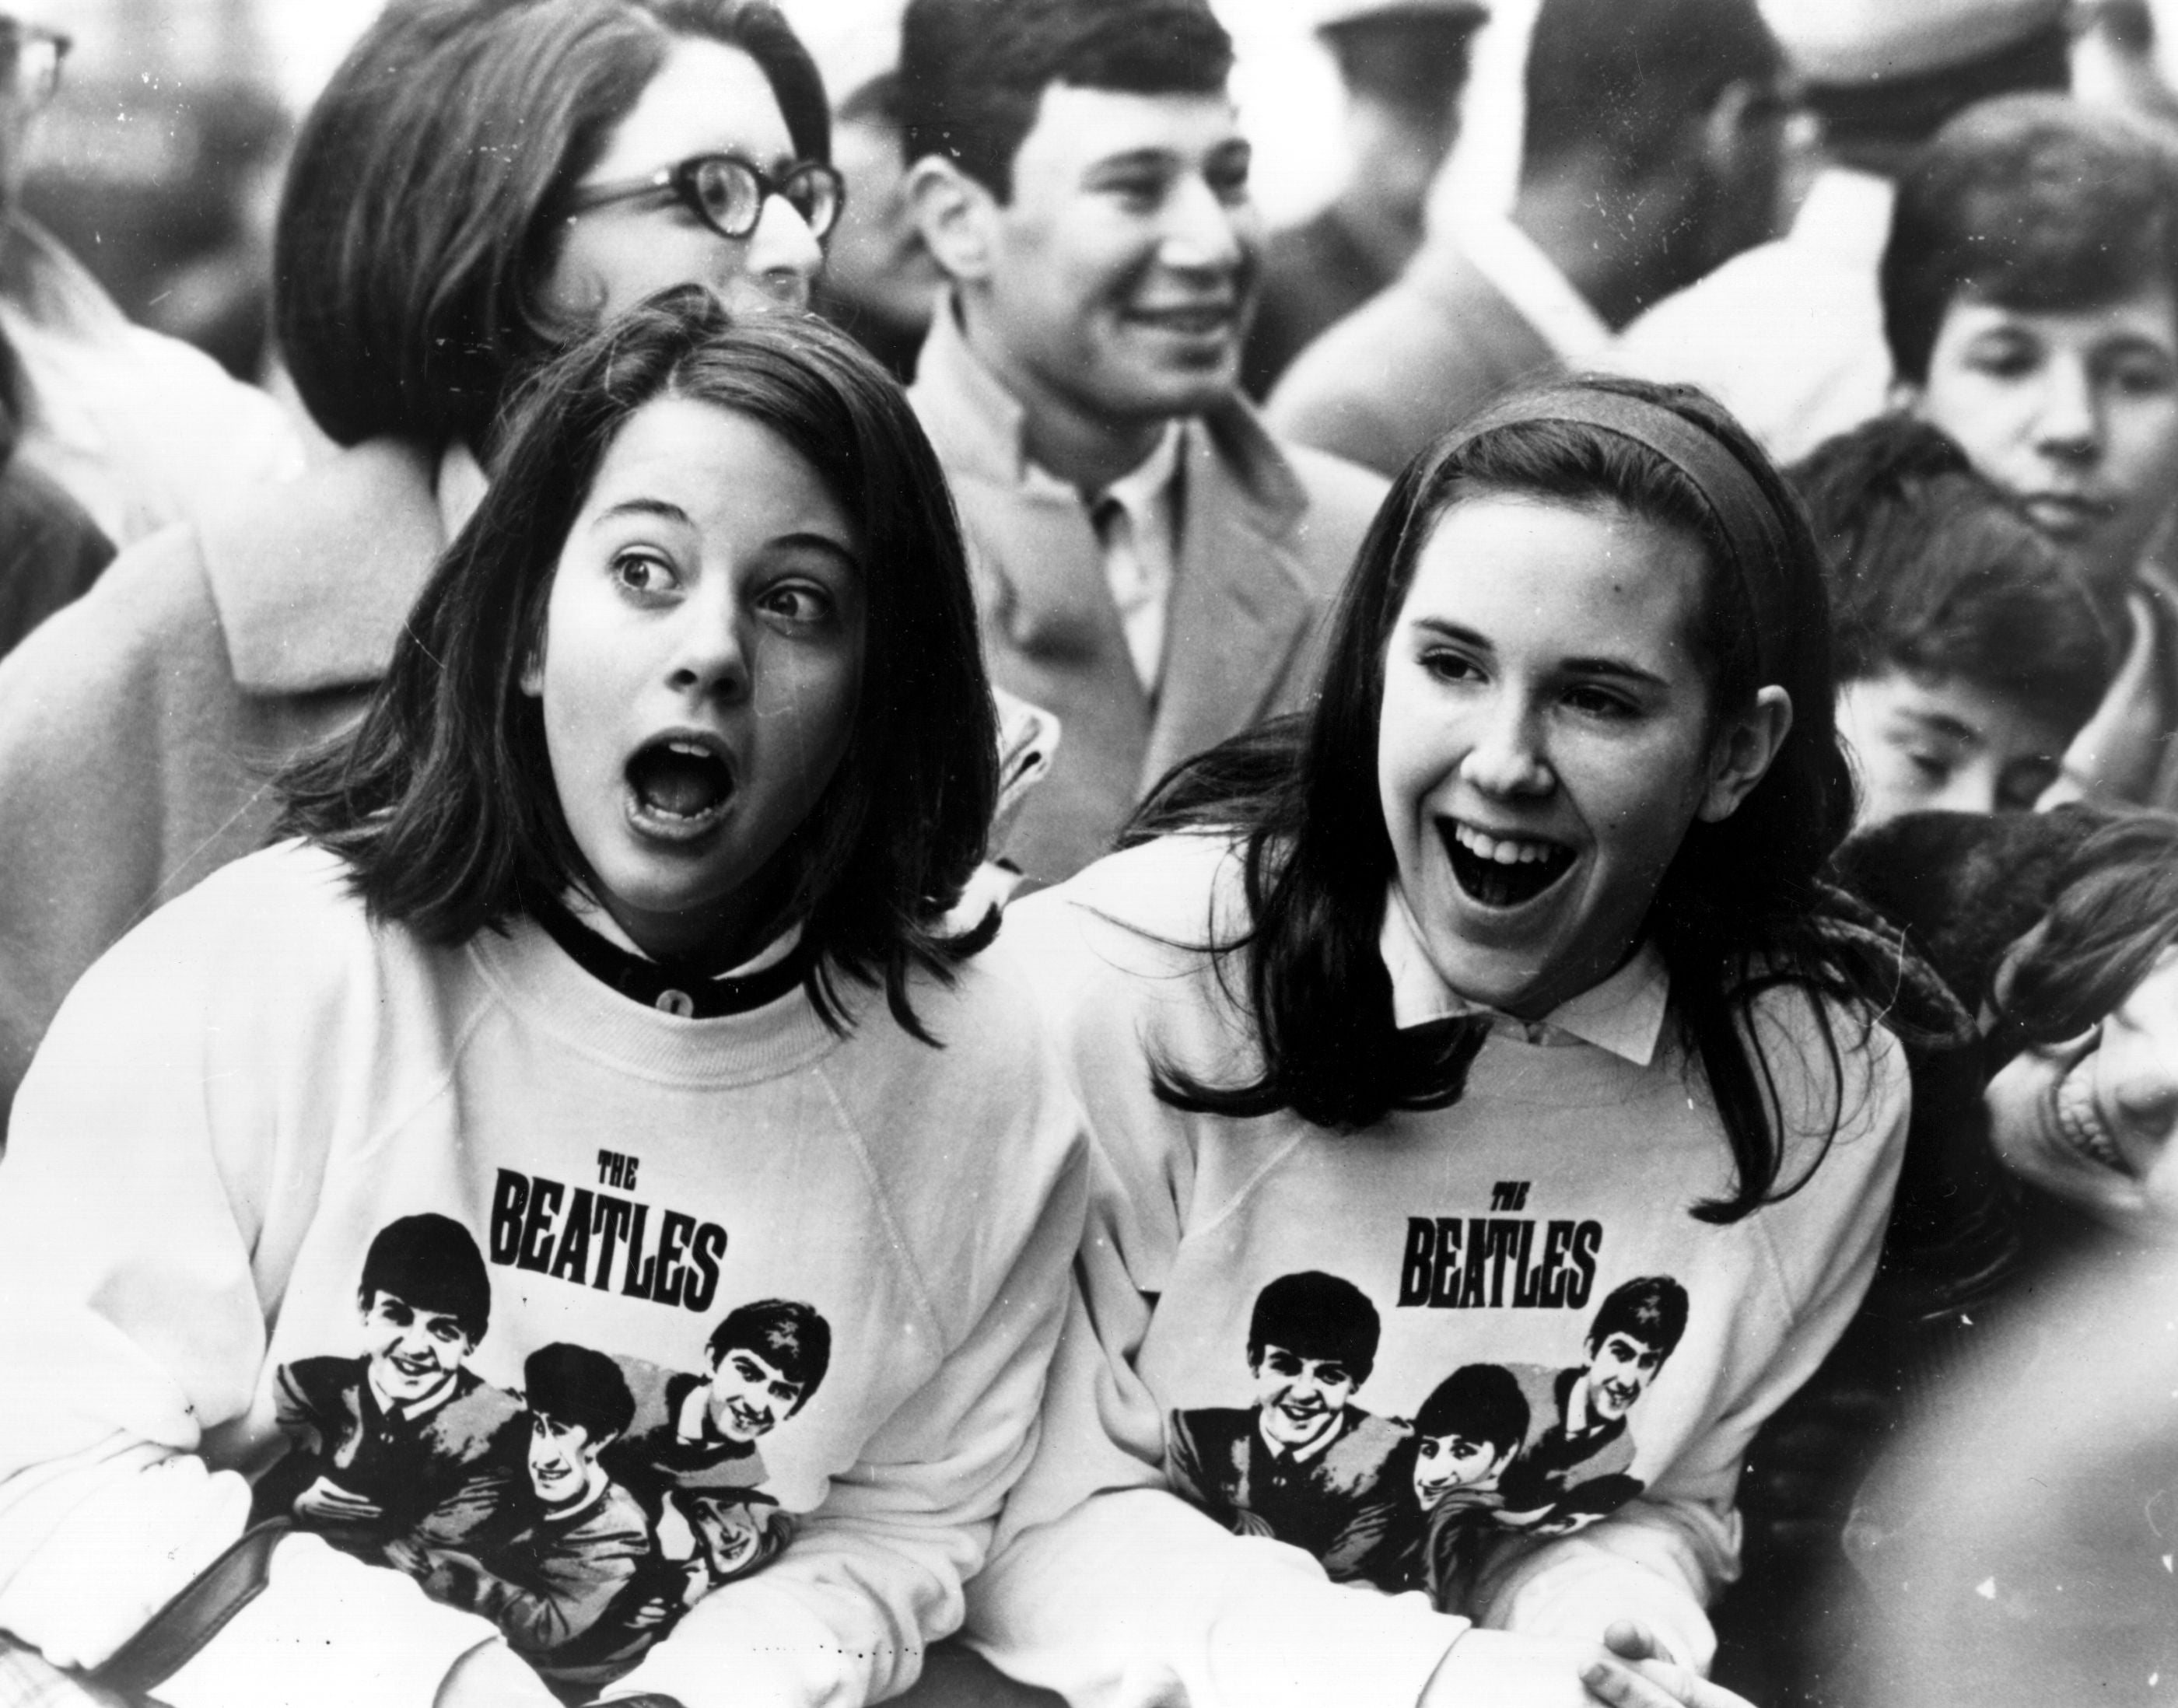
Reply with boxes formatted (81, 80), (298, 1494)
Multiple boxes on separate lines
(0, 436), (443, 1133)
(910, 308), (1387, 881)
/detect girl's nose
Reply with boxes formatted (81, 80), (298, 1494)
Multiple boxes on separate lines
(1460, 700), (1554, 796)
(734, 192), (822, 311)
(668, 590), (751, 700)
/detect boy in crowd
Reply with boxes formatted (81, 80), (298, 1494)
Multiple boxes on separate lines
(604, 1300), (828, 1586)
(899, 0), (1386, 882)
(1166, 1270), (1406, 1580)
(1791, 415), (2117, 827)
(1884, 93), (2178, 808)
(255, 1214), (523, 1560)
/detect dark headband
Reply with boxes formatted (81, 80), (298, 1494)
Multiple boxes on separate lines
(1434, 388), (1791, 683)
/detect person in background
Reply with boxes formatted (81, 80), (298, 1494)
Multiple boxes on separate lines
(1238, 0), (1487, 401)
(0, 8), (301, 545)
(0, 0), (837, 1143)
(1266, 0), (1791, 478)
(1609, 0), (2071, 465)
(1882, 94), (2178, 809)
(813, 71), (946, 383)
(900, 0), (1386, 884)
(1788, 415), (2116, 827)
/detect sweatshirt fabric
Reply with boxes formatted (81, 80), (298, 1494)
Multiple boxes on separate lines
(0, 841), (1086, 1708)
(965, 834), (1909, 1708)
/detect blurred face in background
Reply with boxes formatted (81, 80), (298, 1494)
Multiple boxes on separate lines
(1987, 943), (2178, 1229)
(1836, 667), (2073, 826)
(1908, 286), (2178, 602)
(538, 35), (825, 324)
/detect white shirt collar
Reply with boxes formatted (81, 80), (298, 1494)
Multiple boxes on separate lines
(1447, 205), (1613, 364)
(1786, 166), (1896, 266)
(1378, 884), (1670, 1066)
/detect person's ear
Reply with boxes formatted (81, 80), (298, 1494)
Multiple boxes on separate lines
(520, 631), (546, 698)
(1889, 376), (1928, 417)
(906, 155), (1000, 285)
(1695, 77), (1770, 180)
(1699, 684), (1793, 823)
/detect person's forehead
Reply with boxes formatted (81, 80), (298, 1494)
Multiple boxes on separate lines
(1008, 82), (1242, 184)
(1943, 284), (2178, 355)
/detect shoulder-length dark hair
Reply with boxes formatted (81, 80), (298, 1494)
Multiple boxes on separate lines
(278, 289), (1000, 1041)
(1139, 374), (1887, 1223)
(277, 0), (828, 452)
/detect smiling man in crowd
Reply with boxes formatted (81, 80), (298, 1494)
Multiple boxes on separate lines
(900, 0), (1387, 883)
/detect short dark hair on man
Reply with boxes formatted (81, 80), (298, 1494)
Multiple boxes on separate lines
(1588, 1276), (1690, 1358)
(1245, 1271), (1381, 1384)
(1791, 415), (2115, 733)
(1319, 6), (1486, 117)
(277, 0), (829, 451)
(357, 1213), (492, 1344)
(1413, 1363), (1529, 1454)
(1882, 93), (2178, 386)
(707, 1299), (832, 1404)
(278, 290), (1000, 1042)
(1521, 0), (1780, 175)
(525, 1342), (637, 1442)
(898, 0), (1234, 199)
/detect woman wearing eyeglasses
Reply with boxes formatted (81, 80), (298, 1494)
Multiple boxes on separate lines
(0, 0), (846, 1137)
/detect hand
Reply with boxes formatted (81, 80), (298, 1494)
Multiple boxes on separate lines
(291, 1475), (383, 1525)
(1422, 1629), (1680, 1708)
(1588, 1622), (1757, 1708)
(434, 1640), (559, 1708)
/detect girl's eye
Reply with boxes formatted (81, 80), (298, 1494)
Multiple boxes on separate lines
(1563, 684), (1634, 719)
(758, 581), (834, 627)
(611, 550), (678, 595)
(1419, 648), (1482, 684)
(1899, 744), (1953, 787)
(2107, 356), (2176, 397)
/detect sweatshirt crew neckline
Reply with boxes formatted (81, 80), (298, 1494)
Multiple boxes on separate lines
(466, 906), (849, 1087)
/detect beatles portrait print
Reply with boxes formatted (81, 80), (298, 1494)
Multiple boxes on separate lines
(251, 1213), (832, 1699)
(1165, 1230), (1690, 1613)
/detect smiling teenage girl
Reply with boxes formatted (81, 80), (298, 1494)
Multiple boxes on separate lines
(0, 295), (1083, 1708)
(964, 378), (1912, 1708)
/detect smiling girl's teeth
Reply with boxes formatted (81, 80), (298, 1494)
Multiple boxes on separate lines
(1453, 824), (1560, 865)
(2055, 1067), (2125, 1171)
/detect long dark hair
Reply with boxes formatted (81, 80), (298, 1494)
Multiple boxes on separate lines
(1139, 375), (1891, 1223)
(277, 0), (828, 451)
(278, 289), (999, 1041)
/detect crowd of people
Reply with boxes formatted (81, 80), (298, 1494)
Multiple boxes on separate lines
(0, 1), (2172, 1707)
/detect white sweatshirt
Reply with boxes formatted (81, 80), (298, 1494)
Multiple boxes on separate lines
(966, 834), (1907, 1708)
(0, 841), (1086, 1708)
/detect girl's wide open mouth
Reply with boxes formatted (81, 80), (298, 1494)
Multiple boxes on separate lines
(1439, 819), (1576, 910)
(625, 734), (737, 835)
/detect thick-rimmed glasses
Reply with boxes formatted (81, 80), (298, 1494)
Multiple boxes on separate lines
(565, 152), (845, 243)
(0, 20), (67, 110)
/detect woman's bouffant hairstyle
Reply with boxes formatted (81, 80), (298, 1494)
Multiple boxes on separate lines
(277, 0), (828, 452)
(1791, 415), (2116, 735)
(1135, 375), (1895, 1223)
(1882, 93), (2178, 387)
(278, 289), (1000, 1041)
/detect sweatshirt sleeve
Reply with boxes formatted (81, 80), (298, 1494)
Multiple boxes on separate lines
(0, 867), (502, 1707)
(602, 1020), (1091, 1708)
(1466, 1001), (1912, 1672)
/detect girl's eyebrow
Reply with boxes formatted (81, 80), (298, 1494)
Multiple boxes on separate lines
(1409, 616), (1493, 651)
(593, 496), (692, 527)
(1561, 656), (1670, 690)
